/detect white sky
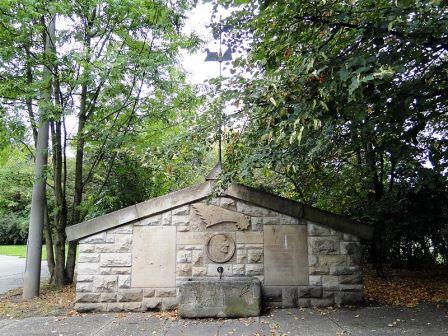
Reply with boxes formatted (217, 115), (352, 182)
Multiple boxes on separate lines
(181, 2), (234, 83)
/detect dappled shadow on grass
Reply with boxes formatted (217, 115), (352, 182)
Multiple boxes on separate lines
(364, 265), (448, 307)
(0, 283), (75, 319)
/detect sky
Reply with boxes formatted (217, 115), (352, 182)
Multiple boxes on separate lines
(181, 3), (234, 83)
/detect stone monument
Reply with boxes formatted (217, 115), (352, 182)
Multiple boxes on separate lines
(66, 164), (373, 314)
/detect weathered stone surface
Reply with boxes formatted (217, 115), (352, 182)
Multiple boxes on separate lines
(335, 291), (363, 306)
(237, 250), (247, 264)
(114, 234), (132, 252)
(251, 217), (263, 231)
(245, 243), (264, 249)
(161, 298), (179, 310)
(233, 264), (245, 276)
(172, 215), (189, 226)
(219, 197), (236, 210)
(206, 264), (232, 277)
(132, 226), (176, 287)
(347, 254), (362, 266)
(177, 226), (189, 232)
(236, 201), (272, 217)
(75, 303), (102, 313)
(247, 249), (263, 263)
(329, 266), (361, 276)
(178, 244), (203, 250)
(78, 244), (95, 253)
(279, 214), (299, 225)
(177, 250), (192, 263)
(76, 293), (100, 303)
(105, 233), (115, 243)
(311, 297), (335, 307)
(80, 232), (106, 244)
(106, 303), (124, 312)
(123, 302), (144, 312)
(245, 264), (263, 276)
(263, 217), (278, 225)
(322, 275), (339, 290)
(161, 211), (172, 225)
(262, 286), (282, 302)
(309, 275), (322, 286)
(118, 289), (142, 302)
(282, 287), (298, 308)
(177, 232), (203, 245)
(172, 205), (190, 216)
(77, 263), (100, 275)
(143, 289), (155, 297)
(77, 274), (94, 282)
(264, 225), (308, 286)
(298, 299), (311, 307)
(343, 233), (361, 242)
(319, 255), (346, 267)
(298, 286), (322, 298)
(308, 254), (318, 267)
(78, 253), (100, 263)
(100, 293), (117, 303)
(192, 266), (206, 276)
(339, 284), (363, 292)
(309, 266), (330, 275)
(236, 231), (263, 244)
(100, 267), (131, 275)
(192, 250), (203, 266)
(143, 298), (162, 310)
(156, 288), (176, 297)
(339, 273), (363, 285)
(93, 275), (117, 293)
(137, 214), (161, 226)
(307, 223), (331, 236)
(94, 244), (116, 253)
(177, 264), (192, 276)
(308, 237), (340, 254)
(179, 278), (261, 318)
(100, 253), (132, 267)
(76, 282), (93, 293)
(118, 275), (131, 289)
(340, 241), (361, 255)
(109, 225), (133, 234)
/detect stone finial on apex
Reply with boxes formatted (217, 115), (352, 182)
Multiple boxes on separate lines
(205, 162), (222, 181)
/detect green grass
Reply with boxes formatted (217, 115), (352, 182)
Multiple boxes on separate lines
(0, 245), (78, 260)
(0, 245), (47, 260)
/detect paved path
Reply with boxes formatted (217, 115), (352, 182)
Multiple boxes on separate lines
(0, 304), (447, 335)
(0, 255), (49, 294)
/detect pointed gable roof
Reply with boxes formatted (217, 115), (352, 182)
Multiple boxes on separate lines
(66, 181), (373, 241)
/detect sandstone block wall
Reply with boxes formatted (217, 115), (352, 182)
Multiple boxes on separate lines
(75, 197), (363, 312)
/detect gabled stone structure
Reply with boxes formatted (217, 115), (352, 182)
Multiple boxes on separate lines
(67, 171), (373, 313)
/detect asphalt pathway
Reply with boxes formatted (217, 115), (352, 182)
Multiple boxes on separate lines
(0, 304), (447, 335)
(0, 255), (49, 294)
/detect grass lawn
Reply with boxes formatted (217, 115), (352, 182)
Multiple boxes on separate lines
(0, 245), (48, 260)
(0, 245), (77, 260)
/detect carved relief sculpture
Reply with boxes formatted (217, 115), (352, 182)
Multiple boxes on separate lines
(206, 233), (236, 263)
(192, 203), (250, 230)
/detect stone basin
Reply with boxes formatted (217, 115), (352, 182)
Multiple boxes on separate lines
(178, 277), (261, 318)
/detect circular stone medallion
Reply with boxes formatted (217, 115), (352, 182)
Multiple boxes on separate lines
(206, 233), (236, 263)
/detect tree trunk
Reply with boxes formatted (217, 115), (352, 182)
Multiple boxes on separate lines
(50, 119), (68, 286)
(23, 15), (55, 299)
(43, 199), (55, 281)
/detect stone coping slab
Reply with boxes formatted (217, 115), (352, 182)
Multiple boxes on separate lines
(66, 182), (373, 241)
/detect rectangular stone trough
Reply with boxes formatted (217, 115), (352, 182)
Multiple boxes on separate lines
(179, 277), (261, 318)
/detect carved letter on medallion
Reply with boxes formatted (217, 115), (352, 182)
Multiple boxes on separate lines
(206, 233), (236, 263)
